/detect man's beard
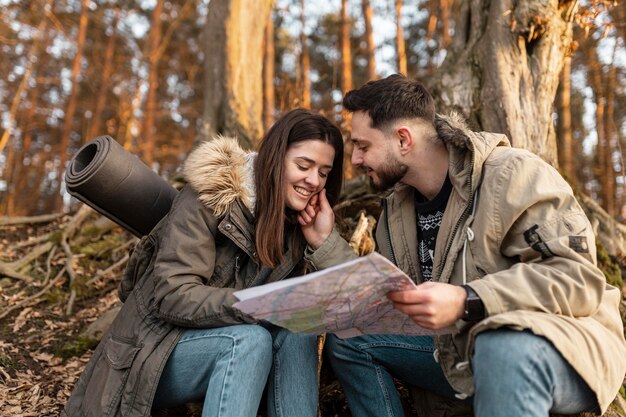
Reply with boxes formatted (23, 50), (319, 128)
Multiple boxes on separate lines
(368, 158), (408, 192)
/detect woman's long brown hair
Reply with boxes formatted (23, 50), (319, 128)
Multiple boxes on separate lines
(255, 108), (344, 268)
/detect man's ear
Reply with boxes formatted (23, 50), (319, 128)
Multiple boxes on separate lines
(396, 126), (414, 155)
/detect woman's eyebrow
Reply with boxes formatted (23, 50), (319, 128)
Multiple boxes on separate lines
(295, 156), (333, 169)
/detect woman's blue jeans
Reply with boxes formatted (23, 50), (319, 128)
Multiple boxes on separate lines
(153, 324), (318, 417)
(325, 329), (598, 417)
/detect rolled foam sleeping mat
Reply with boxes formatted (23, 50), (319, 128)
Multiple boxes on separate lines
(65, 136), (178, 237)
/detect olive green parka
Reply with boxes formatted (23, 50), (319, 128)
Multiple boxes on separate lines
(63, 137), (303, 417)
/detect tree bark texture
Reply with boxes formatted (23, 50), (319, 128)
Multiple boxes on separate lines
(430, 0), (577, 166)
(203, 0), (273, 149)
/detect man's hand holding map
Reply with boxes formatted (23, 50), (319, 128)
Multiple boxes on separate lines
(233, 252), (454, 338)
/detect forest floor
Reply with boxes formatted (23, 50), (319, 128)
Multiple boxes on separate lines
(0, 216), (122, 416)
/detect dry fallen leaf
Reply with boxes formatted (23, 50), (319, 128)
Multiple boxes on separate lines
(13, 307), (33, 333)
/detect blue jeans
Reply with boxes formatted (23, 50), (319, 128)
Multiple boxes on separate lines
(153, 324), (318, 417)
(326, 329), (598, 417)
(473, 329), (598, 417)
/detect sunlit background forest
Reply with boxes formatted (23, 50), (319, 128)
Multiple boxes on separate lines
(0, 0), (624, 221)
(1, 2), (626, 416)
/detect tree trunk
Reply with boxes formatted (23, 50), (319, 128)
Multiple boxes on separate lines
(300, 0), (311, 109)
(603, 50), (616, 217)
(1, 135), (17, 216)
(58, 0), (90, 210)
(0, 0), (51, 155)
(88, 8), (119, 142)
(584, 39), (608, 209)
(263, 7), (275, 131)
(395, 0), (407, 75)
(556, 56), (574, 185)
(5, 81), (40, 216)
(430, 0), (575, 166)
(440, 0), (452, 49)
(426, 2), (437, 73)
(202, 0), (273, 149)
(340, 0), (354, 180)
(362, 0), (376, 80)
(340, 0), (353, 95)
(142, 0), (164, 167)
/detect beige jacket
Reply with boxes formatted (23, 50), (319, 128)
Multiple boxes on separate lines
(307, 113), (626, 413)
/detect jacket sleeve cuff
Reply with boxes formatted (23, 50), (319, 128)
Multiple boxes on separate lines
(304, 228), (356, 270)
(465, 278), (503, 316)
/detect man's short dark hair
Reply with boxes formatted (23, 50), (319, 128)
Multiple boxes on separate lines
(342, 74), (435, 129)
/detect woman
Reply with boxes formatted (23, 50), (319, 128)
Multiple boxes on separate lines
(63, 108), (344, 417)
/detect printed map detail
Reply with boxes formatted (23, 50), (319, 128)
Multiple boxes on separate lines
(233, 252), (454, 338)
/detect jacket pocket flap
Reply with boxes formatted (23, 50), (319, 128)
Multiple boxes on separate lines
(105, 337), (141, 370)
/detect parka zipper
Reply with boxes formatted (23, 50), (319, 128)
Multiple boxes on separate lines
(434, 147), (475, 278)
(235, 255), (241, 282)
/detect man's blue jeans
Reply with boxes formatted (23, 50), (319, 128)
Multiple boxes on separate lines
(153, 324), (318, 417)
(326, 329), (598, 417)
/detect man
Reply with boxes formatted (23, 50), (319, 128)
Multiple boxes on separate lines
(298, 74), (626, 417)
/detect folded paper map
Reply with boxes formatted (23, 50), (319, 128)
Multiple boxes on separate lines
(233, 252), (454, 338)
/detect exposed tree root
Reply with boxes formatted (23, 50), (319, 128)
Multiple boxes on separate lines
(0, 204), (134, 319)
(0, 213), (64, 226)
(0, 242), (54, 282)
(0, 267), (66, 320)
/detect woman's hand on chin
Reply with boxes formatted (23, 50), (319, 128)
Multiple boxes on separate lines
(298, 189), (334, 250)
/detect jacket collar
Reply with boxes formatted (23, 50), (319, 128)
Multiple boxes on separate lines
(435, 112), (510, 201)
(182, 136), (256, 217)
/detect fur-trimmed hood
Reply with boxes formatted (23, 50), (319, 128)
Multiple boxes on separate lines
(435, 111), (510, 154)
(433, 112), (511, 199)
(182, 136), (256, 217)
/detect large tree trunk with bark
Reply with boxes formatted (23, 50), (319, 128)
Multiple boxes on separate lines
(428, 0), (626, 263)
(202, 0), (273, 149)
(430, 0), (576, 167)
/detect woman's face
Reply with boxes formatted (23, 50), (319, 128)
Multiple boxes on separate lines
(282, 139), (335, 211)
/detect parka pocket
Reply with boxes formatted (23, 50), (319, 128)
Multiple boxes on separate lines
(104, 336), (141, 369)
(81, 336), (142, 417)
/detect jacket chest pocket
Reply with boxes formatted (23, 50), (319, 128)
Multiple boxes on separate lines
(210, 248), (243, 288)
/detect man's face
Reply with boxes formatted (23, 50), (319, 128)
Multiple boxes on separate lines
(350, 111), (407, 191)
